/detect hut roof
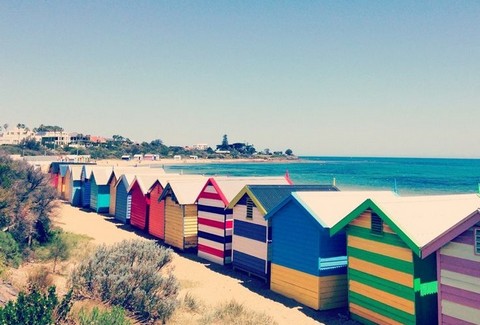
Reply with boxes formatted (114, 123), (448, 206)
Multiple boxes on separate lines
(206, 176), (291, 206)
(159, 178), (208, 205)
(115, 173), (137, 189)
(59, 164), (70, 177)
(331, 193), (480, 258)
(90, 166), (114, 185)
(266, 191), (395, 229)
(229, 184), (339, 214)
(68, 165), (83, 181)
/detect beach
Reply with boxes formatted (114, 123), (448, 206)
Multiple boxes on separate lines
(54, 202), (350, 325)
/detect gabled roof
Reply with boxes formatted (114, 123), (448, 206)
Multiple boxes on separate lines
(68, 165), (83, 181)
(265, 191), (396, 230)
(115, 173), (137, 189)
(203, 176), (291, 206)
(128, 174), (164, 194)
(331, 193), (480, 258)
(90, 166), (114, 185)
(59, 164), (70, 177)
(159, 177), (208, 205)
(229, 184), (339, 215)
(81, 165), (94, 180)
(108, 166), (164, 184)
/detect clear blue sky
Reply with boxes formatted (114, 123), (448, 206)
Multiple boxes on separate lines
(1, 2), (479, 157)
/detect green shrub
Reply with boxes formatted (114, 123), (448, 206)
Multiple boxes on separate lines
(70, 240), (179, 323)
(0, 231), (21, 267)
(200, 300), (277, 325)
(78, 306), (131, 325)
(0, 286), (72, 325)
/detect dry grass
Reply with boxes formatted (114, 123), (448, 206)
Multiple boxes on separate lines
(199, 300), (277, 325)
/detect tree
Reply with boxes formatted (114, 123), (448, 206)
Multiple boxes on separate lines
(220, 134), (229, 150)
(48, 233), (70, 273)
(285, 149), (293, 156)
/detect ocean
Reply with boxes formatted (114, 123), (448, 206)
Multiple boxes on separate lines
(163, 156), (480, 195)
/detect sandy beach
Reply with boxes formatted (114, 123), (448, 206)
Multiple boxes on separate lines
(54, 202), (350, 325)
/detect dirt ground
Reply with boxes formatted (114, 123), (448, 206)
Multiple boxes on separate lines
(54, 202), (353, 325)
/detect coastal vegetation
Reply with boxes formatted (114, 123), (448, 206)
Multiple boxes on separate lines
(1, 122), (295, 160)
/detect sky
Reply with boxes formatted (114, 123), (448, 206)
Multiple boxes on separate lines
(1, 2), (479, 157)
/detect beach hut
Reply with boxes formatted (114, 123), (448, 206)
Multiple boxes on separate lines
(330, 193), (480, 324)
(64, 165), (83, 206)
(263, 191), (394, 311)
(108, 167), (162, 216)
(160, 178), (208, 250)
(427, 208), (480, 323)
(49, 162), (94, 189)
(89, 167), (113, 213)
(196, 177), (292, 266)
(146, 174), (185, 240)
(114, 174), (136, 224)
(80, 165), (94, 208)
(128, 174), (165, 231)
(226, 184), (338, 278)
(57, 164), (69, 198)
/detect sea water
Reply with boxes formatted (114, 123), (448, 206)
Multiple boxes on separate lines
(163, 156), (480, 195)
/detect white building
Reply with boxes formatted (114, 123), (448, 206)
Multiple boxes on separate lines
(0, 128), (36, 145)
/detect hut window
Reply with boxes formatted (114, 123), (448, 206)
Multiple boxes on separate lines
(246, 197), (253, 219)
(475, 228), (480, 255)
(371, 213), (383, 236)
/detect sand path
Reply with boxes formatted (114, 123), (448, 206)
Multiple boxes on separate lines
(56, 202), (348, 325)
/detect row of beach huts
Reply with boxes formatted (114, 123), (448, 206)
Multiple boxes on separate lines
(49, 162), (480, 325)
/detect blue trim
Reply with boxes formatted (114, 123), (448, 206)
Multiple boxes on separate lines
(232, 250), (266, 276)
(198, 204), (228, 215)
(198, 231), (231, 244)
(233, 220), (266, 242)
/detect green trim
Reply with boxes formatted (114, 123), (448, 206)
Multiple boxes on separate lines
(348, 225), (409, 248)
(349, 268), (414, 301)
(350, 292), (415, 324)
(413, 279), (438, 297)
(331, 199), (421, 257)
(348, 247), (413, 274)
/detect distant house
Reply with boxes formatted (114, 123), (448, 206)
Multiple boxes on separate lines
(330, 193), (480, 324)
(143, 154), (159, 161)
(121, 155), (131, 161)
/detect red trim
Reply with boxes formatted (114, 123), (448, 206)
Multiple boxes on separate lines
(225, 220), (233, 229)
(195, 178), (229, 205)
(198, 244), (224, 258)
(198, 217), (224, 229)
(198, 191), (222, 200)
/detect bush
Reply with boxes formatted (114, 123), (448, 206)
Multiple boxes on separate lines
(70, 240), (179, 323)
(0, 286), (72, 325)
(27, 265), (53, 292)
(78, 306), (131, 325)
(199, 300), (277, 325)
(0, 231), (21, 267)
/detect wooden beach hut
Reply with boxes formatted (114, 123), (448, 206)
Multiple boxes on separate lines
(264, 191), (395, 311)
(195, 176), (291, 266)
(330, 193), (480, 324)
(80, 164), (94, 208)
(114, 174), (136, 224)
(108, 167), (163, 216)
(89, 167), (113, 213)
(57, 164), (69, 198)
(160, 178), (207, 250)
(428, 207), (480, 323)
(64, 165), (83, 206)
(226, 184), (338, 278)
(128, 175), (161, 231)
(146, 174), (187, 240)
